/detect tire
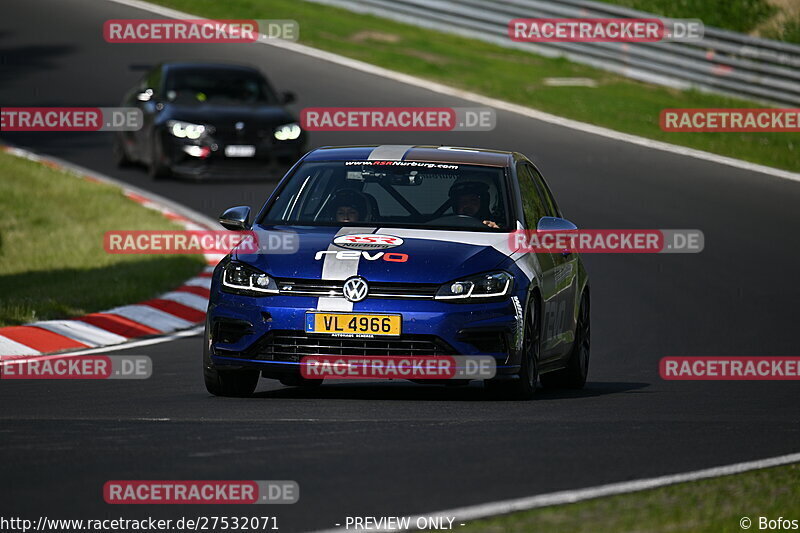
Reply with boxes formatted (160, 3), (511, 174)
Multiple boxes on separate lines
(148, 139), (170, 180)
(205, 367), (260, 397)
(113, 136), (134, 168)
(486, 297), (540, 400)
(203, 334), (259, 397)
(541, 293), (590, 390)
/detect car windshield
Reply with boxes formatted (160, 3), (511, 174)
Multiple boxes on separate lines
(261, 161), (512, 231)
(164, 68), (277, 105)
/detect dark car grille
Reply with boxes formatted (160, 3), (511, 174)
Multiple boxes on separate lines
(276, 278), (438, 299)
(212, 125), (270, 141)
(241, 330), (456, 361)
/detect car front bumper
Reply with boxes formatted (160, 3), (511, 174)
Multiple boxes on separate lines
(160, 132), (305, 179)
(206, 290), (526, 378)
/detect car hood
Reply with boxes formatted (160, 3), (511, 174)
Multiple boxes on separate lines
(161, 104), (294, 128)
(233, 226), (516, 284)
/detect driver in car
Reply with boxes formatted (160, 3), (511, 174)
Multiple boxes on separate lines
(449, 181), (499, 229)
(330, 190), (369, 223)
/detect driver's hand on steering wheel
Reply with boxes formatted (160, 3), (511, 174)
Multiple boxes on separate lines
(482, 220), (499, 229)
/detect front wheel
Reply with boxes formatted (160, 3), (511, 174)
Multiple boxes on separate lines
(541, 293), (590, 389)
(113, 136), (134, 167)
(148, 139), (171, 180)
(203, 336), (259, 397)
(204, 366), (259, 397)
(486, 298), (539, 400)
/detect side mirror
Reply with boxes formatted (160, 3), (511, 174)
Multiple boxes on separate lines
(537, 216), (577, 231)
(281, 91), (296, 104)
(219, 206), (251, 230)
(537, 216), (577, 257)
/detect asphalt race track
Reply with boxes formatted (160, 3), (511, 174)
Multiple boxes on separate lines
(1, 1), (799, 531)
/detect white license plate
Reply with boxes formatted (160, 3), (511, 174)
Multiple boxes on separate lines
(224, 145), (256, 158)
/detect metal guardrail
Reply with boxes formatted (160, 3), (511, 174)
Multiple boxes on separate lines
(307, 0), (800, 106)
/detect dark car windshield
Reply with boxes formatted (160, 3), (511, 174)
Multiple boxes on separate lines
(260, 161), (512, 231)
(164, 68), (277, 105)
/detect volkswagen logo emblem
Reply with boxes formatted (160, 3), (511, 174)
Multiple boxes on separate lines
(342, 276), (369, 303)
(235, 121), (245, 131)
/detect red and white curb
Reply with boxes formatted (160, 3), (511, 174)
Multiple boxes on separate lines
(0, 145), (222, 361)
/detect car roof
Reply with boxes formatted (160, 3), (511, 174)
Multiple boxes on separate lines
(304, 145), (514, 167)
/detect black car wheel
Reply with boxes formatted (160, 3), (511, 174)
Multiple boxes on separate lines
(486, 297), (540, 400)
(113, 136), (134, 167)
(205, 366), (260, 398)
(541, 293), (590, 389)
(148, 138), (171, 180)
(203, 331), (259, 397)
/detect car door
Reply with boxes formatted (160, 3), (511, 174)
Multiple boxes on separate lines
(125, 66), (163, 163)
(527, 162), (579, 359)
(515, 161), (563, 364)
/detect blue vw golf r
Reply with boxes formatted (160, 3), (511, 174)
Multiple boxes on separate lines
(204, 145), (590, 399)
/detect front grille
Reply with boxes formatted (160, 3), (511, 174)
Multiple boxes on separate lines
(215, 132), (265, 144)
(243, 330), (456, 361)
(276, 278), (438, 299)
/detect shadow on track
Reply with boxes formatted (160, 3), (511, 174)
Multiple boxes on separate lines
(249, 381), (650, 402)
(0, 40), (76, 85)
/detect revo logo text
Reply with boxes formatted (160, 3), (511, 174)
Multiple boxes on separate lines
(314, 250), (409, 262)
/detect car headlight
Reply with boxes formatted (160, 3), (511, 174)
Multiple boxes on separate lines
(221, 262), (278, 296)
(274, 122), (302, 141)
(435, 271), (513, 301)
(167, 120), (206, 140)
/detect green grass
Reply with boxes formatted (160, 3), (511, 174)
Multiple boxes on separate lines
(596, 0), (776, 34)
(151, 0), (799, 173)
(763, 15), (800, 43)
(598, 0), (800, 44)
(461, 463), (800, 533)
(0, 151), (206, 326)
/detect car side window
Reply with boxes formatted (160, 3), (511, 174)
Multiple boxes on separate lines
(528, 164), (560, 218)
(516, 162), (548, 228)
